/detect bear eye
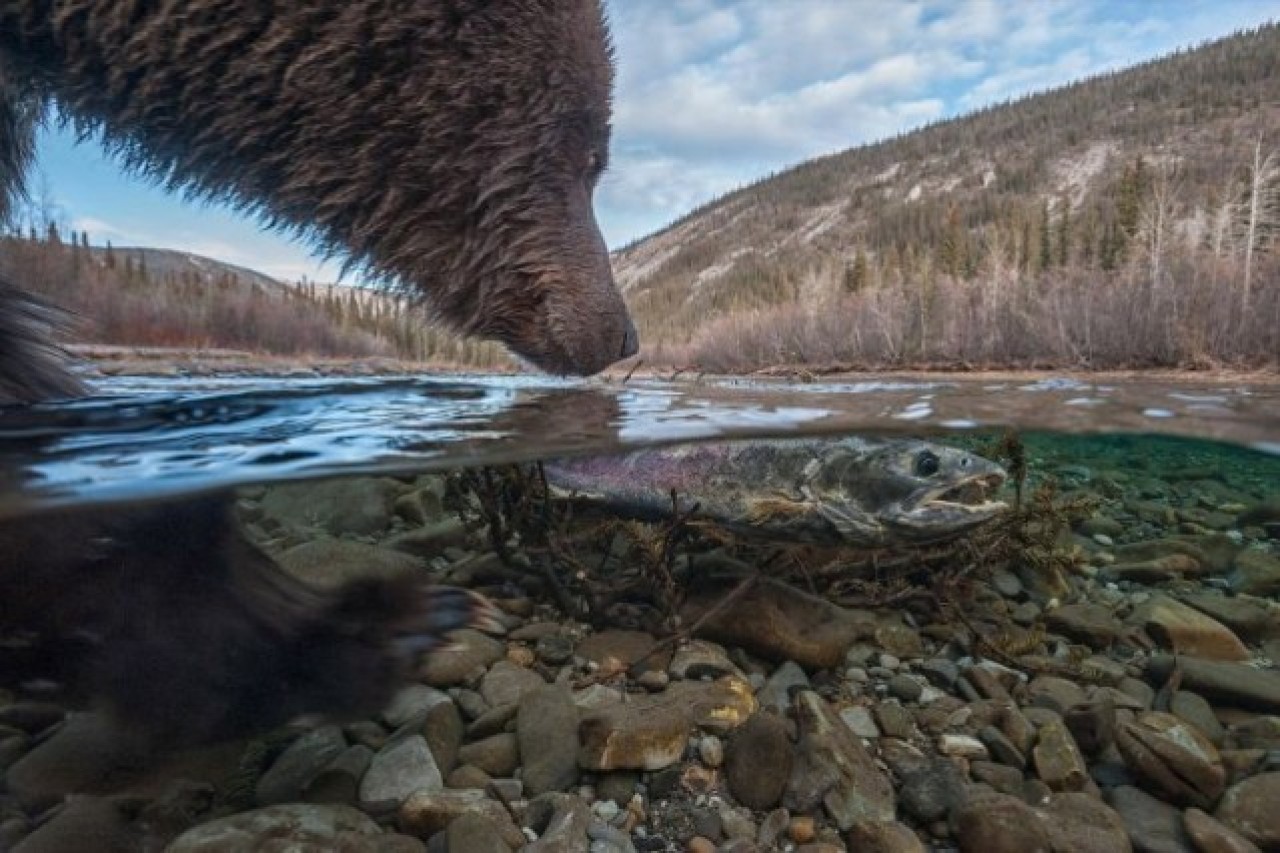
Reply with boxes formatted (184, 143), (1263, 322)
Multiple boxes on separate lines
(915, 450), (940, 477)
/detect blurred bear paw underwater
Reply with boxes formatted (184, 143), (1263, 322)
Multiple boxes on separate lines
(0, 492), (504, 747)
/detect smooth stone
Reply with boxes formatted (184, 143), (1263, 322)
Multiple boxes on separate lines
(1169, 691), (1225, 745)
(1026, 676), (1090, 715)
(1033, 719), (1089, 792)
(1063, 695), (1117, 757)
(1115, 712), (1225, 808)
(1146, 657), (1280, 715)
(5, 712), (150, 812)
(840, 706), (880, 739)
(383, 685), (451, 730)
(384, 518), (470, 558)
(1046, 603), (1124, 648)
(423, 699), (465, 774)
(669, 640), (742, 680)
(1104, 555), (1205, 583)
(681, 577), (874, 669)
(1229, 550), (1280, 597)
(576, 630), (666, 674)
(1130, 596), (1250, 661)
(417, 629), (506, 687)
(168, 804), (383, 852)
(757, 660), (811, 715)
(1215, 773), (1280, 851)
(979, 725), (1027, 769)
(784, 690), (894, 830)
(1178, 592), (1280, 641)
(888, 674), (924, 703)
(398, 789), (525, 849)
(456, 733), (519, 778)
(446, 811), (516, 853)
(1183, 807), (1262, 853)
(875, 625), (924, 660)
(256, 724), (348, 806)
(898, 757), (969, 824)
(479, 661), (546, 707)
(523, 793), (593, 853)
(303, 744), (374, 805)
(971, 760), (1026, 795)
(951, 793), (1051, 852)
(359, 735), (443, 813)
(1037, 792), (1134, 853)
(938, 733), (989, 761)
(919, 658), (960, 691)
(517, 684), (580, 796)
(873, 703), (915, 740)
(845, 819), (927, 852)
(1109, 785), (1194, 853)
(725, 712), (794, 810)
(578, 677), (755, 771)
(445, 764), (492, 789)
(261, 477), (399, 537)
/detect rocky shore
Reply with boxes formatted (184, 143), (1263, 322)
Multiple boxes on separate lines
(1, 434), (1278, 852)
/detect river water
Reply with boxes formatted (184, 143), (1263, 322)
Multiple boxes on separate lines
(2, 372), (1277, 515)
(0, 371), (1278, 849)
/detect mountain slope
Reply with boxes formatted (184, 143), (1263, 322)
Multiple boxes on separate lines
(613, 24), (1280, 369)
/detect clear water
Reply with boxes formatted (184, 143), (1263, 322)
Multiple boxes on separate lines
(2, 372), (1277, 516)
(1, 371), (1278, 846)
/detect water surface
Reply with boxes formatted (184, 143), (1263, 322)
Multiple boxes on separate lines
(0, 372), (1276, 516)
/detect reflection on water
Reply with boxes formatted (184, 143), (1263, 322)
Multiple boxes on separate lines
(1, 373), (1277, 515)
(0, 374), (1277, 849)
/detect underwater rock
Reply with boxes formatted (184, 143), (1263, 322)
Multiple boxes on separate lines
(1215, 773), (1280, 851)
(166, 804), (385, 852)
(785, 689), (895, 830)
(681, 577), (875, 669)
(517, 685), (581, 796)
(725, 711), (794, 810)
(359, 735), (443, 813)
(1108, 785), (1193, 853)
(397, 789), (525, 848)
(1146, 657), (1280, 714)
(950, 793), (1051, 853)
(1114, 712), (1225, 808)
(1033, 719), (1090, 792)
(1130, 596), (1250, 661)
(1229, 550), (1280, 597)
(1183, 807), (1263, 853)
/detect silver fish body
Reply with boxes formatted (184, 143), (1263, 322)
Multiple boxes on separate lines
(542, 436), (1008, 546)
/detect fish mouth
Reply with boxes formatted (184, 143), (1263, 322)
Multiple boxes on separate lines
(892, 472), (1009, 539)
(920, 472), (1007, 513)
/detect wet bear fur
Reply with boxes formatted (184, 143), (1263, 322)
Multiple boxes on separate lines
(0, 1), (644, 745)
(0, 0), (635, 387)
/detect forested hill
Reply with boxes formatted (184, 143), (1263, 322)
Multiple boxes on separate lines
(614, 23), (1280, 372)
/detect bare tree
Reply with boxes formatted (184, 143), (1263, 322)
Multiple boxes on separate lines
(1240, 137), (1279, 311)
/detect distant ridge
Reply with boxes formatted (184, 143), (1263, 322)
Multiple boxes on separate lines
(613, 23), (1280, 371)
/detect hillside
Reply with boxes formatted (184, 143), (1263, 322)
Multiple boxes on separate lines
(0, 234), (510, 367)
(614, 24), (1280, 371)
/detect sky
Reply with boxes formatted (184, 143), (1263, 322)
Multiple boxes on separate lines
(25, 0), (1280, 283)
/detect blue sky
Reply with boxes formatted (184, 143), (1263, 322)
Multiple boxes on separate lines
(25, 0), (1279, 282)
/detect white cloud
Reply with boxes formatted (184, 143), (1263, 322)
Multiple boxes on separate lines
(595, 0), (1276, 247)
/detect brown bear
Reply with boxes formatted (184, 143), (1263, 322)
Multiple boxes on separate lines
(0, 1), (630, 745)
(0, 0), (636, 395)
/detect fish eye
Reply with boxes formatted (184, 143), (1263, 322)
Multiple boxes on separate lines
(915, 450), (940, 477)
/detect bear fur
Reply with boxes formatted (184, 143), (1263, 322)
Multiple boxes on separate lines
(0, 0), (636, 389)
(0, 1), (631, 745)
